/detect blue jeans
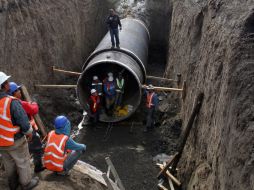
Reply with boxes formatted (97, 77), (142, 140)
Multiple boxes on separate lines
(109, 28), (119, 47)
(63, 150), (83, 172)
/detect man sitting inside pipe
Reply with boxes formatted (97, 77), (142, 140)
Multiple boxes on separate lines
(43, 116), (86, 175)
(144, 84), (159, 132)
(8, 82), (45, 173)
(103, 75), (116, 116)
(106, 9), (122, 48)
(88, 89), (101, 128)
(115, 72), (125, 108)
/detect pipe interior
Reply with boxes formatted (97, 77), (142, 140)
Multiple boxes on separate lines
(78, 61), (141, 122)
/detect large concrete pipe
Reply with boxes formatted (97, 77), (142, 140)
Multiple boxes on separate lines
(77, 18), (150, 122)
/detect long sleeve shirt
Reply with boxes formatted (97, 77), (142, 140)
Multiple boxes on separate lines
(106, 15), (122, 29)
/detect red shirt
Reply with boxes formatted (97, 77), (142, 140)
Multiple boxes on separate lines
(20, 100), (39, 117)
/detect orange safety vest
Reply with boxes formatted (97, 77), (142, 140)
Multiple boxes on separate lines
(43, 130), (69, 172)
(0, 96), (20, 147)
(90, 95), (100, 113)
(146, 92), (155, 108)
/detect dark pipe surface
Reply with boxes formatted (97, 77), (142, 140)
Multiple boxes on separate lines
(77, 18), (150, 122)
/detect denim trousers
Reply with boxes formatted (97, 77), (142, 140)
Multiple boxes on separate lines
(109, 28), (120, 46)
(63, 150), (83, 172)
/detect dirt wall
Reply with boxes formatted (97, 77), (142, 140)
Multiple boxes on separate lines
(165, 0), (254, 189)
(0, 0), (110, 91)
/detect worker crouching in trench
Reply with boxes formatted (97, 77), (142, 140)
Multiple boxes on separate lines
(43, 116), (86, 175)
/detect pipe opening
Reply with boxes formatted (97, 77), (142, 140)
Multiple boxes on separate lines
(77, 61), (142, 122)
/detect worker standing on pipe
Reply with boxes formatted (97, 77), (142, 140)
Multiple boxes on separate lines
(88, 89), (101, 128)
(0, 72), (39, 190)
(104, 75), (116, 116)
(106, 9), (122, 48)
(144, 84), (159, 132)
(8, 82), (45, 173)
(43, 116), (86, 176)
(115, 72), (125, 108)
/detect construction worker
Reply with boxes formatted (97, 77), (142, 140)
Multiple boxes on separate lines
(115, 72), (125, 108)
(103, 72), (114, 84)
(8, 82), (45, 173)
(106, 9), (122, 48)
(144, 84), (159, 132)
(103, 75), (116, 115)
(43, 116), (86, 175)
(91, 76), (103, 96)
(0, 72), (39, 190)
(88, 89), (101, 127)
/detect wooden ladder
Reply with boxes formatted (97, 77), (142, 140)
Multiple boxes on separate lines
(102, 157), (125, 190)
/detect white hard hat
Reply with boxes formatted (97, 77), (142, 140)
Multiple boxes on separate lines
(147, 84), (154, 90)
(93, 76), (98, 80)
(108, 72), (113, 77)
(91, 89), (97, 94)
(0, 72), (11, 86)
(108, 76), (114, 82)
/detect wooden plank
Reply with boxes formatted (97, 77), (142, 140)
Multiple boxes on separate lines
(157, 153), (178, 179)
(105, 157), (125, 190)
(102, 173), (115, 190)
(146, 75), (174, 82)
(20, 86), (47, 137)
(74, 160), (106, 186)
(142, 85), (183, 92)
(35, 85), (77, 88)
(168, 179), (175, 190)
(158, 183), (168, 190)
(52, 66), (81, 76)
(158, 165), (181, 187)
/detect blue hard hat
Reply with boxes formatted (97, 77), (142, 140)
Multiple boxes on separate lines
(9, 82), (21, 95)
(54, 115), (69, 129)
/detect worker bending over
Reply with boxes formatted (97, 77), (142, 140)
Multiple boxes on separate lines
(8, 82), (45, 173)
(104, 75), (116, 116)
(43, 116), (86, 175)
(88, 89), (101, 127)
(115, 72), (125, 108)
(0, 72), (39, 190)
(144, 84), (159, 132)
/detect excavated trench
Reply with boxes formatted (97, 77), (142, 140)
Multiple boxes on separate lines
(1, 0), (253, 190)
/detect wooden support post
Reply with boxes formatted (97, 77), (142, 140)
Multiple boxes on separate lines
(157, 153), (178, 179)
(176, 73), (182, 89)
(182, 81), (187, 100)
(52, 66), (81, 76)
(105, 157), (125, 190)
(158, 165), (181, 187)
(168, 179), (175, 190)
(102, 173), (115, 190)
(171, 93), (204, 171)
(35, 85), (77, 88)
(20, 86), (47, 137)
(142, 85), (183, 92)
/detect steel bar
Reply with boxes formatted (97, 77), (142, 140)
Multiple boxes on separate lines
(52, 66), (81, 76)
(35, 85), (77, 88)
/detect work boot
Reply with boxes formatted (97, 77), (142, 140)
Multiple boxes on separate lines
(22, 177), (39, 190)
(55, 170), (69, 176)
(116, 45), (120, 49)
(111, 45), (115, 49)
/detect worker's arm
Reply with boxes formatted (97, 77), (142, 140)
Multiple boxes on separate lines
(20, 100), (39, 116)
(65, 138), (86, 151)
(10, 100), (33, 135)
(118, 16), (122, 29)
